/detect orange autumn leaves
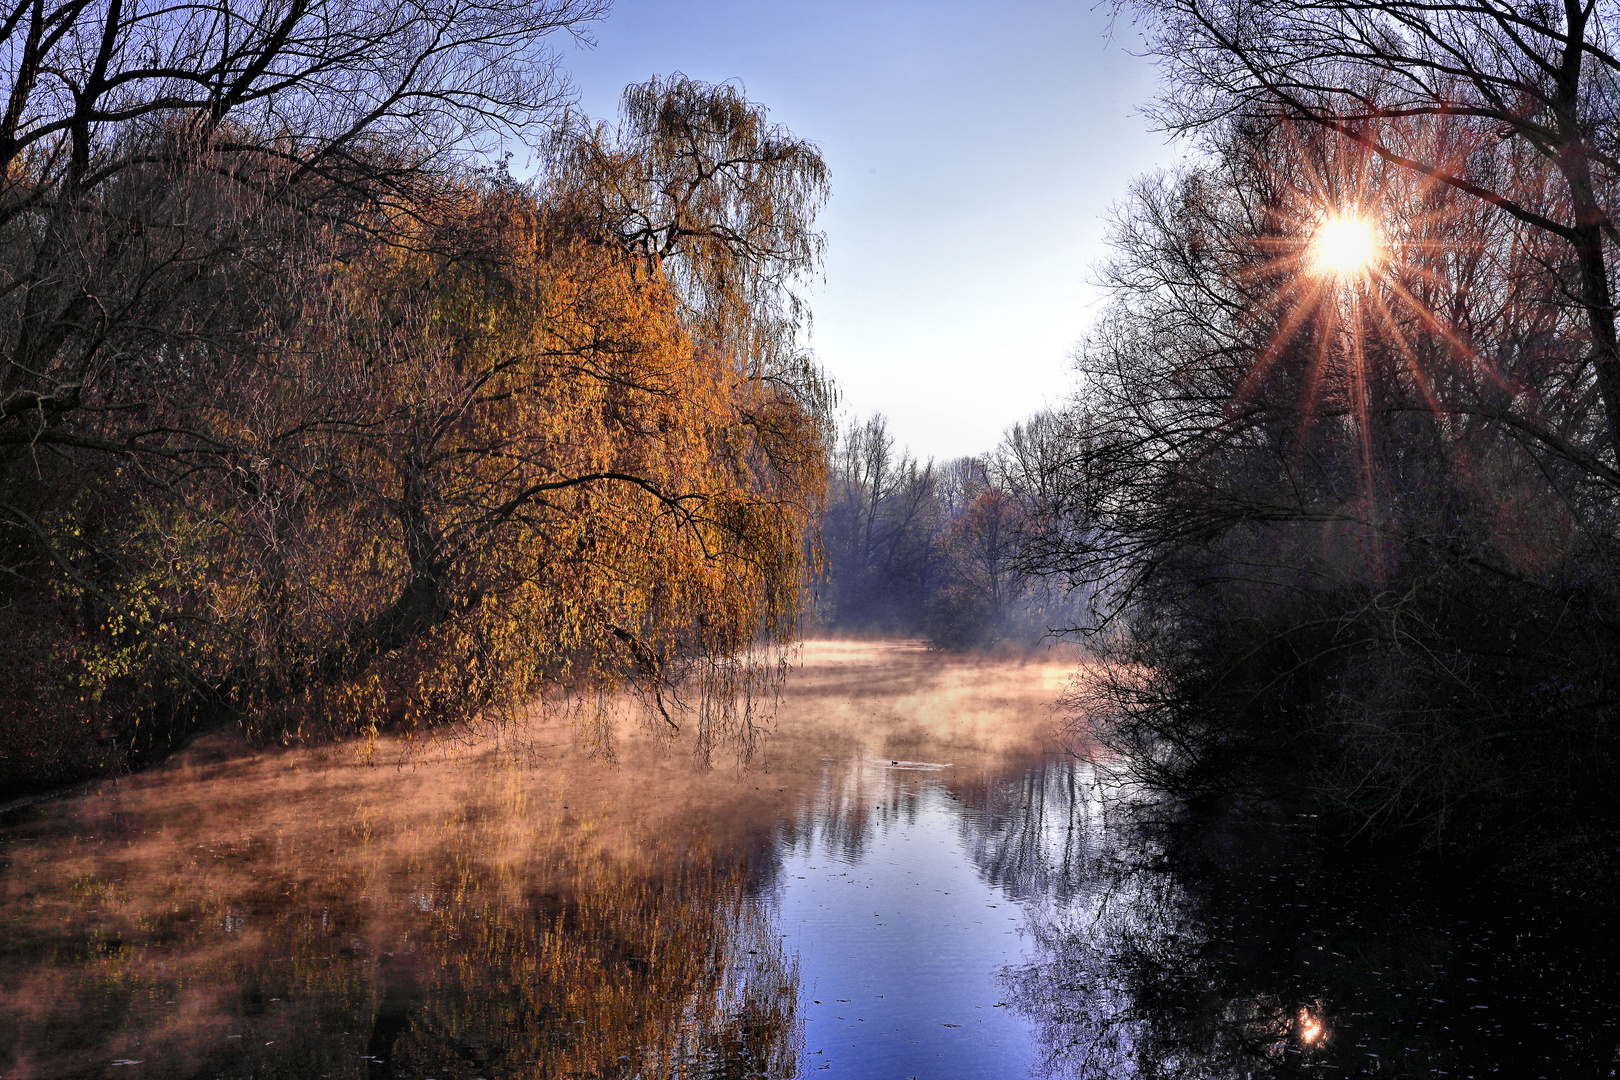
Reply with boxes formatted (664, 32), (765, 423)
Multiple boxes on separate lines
(207, 184), (831, 743)
(14, 79), (834, 774)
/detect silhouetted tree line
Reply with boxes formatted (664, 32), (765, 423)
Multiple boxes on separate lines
(1015, 1), (1620, 858)
(813, 412), (1085, 649)
(0, 0), (832, 798)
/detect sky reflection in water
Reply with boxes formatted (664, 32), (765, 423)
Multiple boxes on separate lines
(2, 641), (1618, 1079)
(774, 772), (1040, 1077)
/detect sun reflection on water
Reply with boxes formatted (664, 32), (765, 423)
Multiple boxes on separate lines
(1297, 1004), (1327, 1046)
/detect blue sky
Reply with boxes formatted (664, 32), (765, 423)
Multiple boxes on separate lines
(560, 1), (1179, 462)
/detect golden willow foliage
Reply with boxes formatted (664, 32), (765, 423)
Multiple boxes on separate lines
(548, 74), (828, 345)
(0, 76), (832, 790)
(233, 195), (826, 739)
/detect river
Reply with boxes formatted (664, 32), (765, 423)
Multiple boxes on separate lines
(1, 641), (1617, 1078)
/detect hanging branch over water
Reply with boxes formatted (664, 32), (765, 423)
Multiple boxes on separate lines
(0, 5), (834, 798)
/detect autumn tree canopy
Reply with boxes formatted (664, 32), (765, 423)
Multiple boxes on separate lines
(0, 0), (833, 798)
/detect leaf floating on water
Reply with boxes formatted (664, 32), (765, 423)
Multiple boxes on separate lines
(874, 758), (953, 771)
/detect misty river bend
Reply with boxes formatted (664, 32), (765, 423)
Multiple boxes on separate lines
(2, 641), (1618, 1079)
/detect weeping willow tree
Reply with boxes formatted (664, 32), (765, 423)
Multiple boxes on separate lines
(0, 73), (832, 794)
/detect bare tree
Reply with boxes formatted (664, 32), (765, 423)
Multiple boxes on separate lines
(1127, 0), (1620, 463)
(817, 413), (944, 632)
(1020, 107), (1620, 844)
(0, 0), (604, 469)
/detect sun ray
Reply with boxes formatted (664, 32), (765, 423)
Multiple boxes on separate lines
(1295, 303), (1338, 450)
(1381, 275), (1515, 395)
(1367, 289), (1446, 419)
(1230, 277), (1334, 408)
(1214, 113), (1531, 534)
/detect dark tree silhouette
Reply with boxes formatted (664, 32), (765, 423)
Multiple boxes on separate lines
(1127, 0), (1620, 466)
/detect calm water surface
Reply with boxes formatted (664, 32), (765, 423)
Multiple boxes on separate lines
(2, 641), (1617, 1079)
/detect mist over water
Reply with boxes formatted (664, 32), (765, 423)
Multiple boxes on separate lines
(3, 641), (1617, 1079)
(0, 642), (1086, 1079)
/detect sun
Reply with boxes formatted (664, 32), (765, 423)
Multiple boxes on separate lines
(1310, 213), (1380, 279)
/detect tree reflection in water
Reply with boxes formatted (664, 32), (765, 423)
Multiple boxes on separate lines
(0, 758), (800, 1079)
(0, 641), (1078, 1080)
(956, 756), (1097, 908)
(15, 642), (1609, 1080)
(998, 795), (1620, 1079)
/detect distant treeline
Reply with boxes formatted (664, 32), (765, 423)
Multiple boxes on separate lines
(0, 1), (830, 798)
(811, 413), (1086, 650)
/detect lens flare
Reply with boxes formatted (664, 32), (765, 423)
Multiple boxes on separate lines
(1311, 214), (1379, 278)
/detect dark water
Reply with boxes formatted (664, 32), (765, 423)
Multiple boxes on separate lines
(2, 642), (1617, 1079)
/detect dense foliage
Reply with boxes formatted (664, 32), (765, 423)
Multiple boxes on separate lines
(0, 0), (830, 799)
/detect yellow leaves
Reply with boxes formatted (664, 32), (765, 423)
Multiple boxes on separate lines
(12, 167), (829, 761)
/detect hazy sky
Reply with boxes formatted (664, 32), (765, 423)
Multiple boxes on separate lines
(560, 1), (1179, 462)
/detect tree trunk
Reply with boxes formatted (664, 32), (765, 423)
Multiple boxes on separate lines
(1566, 194), (1620, 469)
